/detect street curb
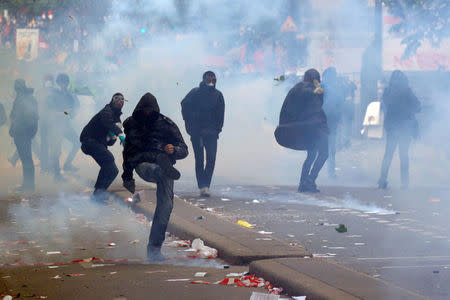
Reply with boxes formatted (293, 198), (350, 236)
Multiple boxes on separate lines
(113, 188), (310, 265)
(249, 258), (429, 300)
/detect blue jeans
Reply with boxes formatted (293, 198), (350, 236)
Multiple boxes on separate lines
(135, 162), (174, 248)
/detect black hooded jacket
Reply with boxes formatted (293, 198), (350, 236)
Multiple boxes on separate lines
(122, 93), (188, 181)
(181, 81), (225, 137)
(382, 71), (421, 132)
(275, 69), (328, 150)
(80, 102), (123, 146)
(9, 88), (39, 139)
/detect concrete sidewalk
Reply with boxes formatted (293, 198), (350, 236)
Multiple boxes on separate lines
(115, 187), (430, 300)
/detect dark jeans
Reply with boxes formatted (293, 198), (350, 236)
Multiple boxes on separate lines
(191, 135), (218, 189)
(300, 133), (329, 184)
(48, 124), (80, 177)
(327, 126), (337, 177)
(135, 162), (174, 248)
(379, 130), (412, 186)
(81, 140), (118, 190)
(14, 136), (35, 189)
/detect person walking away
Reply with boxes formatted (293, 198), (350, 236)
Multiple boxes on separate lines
(9, 79), (38, 191)
(181, 71), (224, 197)
(122, 92), (188, 261)
(48, 73), (80, 181)
(80, 93), (126, 202)
(322, 67), (345, 178)
(378, 70), (421, 189)
(275, 69), (329, 193)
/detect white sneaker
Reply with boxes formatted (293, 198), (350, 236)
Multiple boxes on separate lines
(201, 187), (211, 197)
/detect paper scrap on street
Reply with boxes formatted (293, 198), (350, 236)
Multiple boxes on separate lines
(258, 231), (273, 235)
(166, 278), (191, 282)
(195, 272), (207, 277)
(249, 292), (280, 300)
(46, 251), (61, 255)
(292, 297), (307, 300)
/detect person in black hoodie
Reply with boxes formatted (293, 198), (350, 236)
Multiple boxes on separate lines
(80, 93), (125, 201)
(181, 71), (224, 197)
(275, 69), (328, 193)
(122, 92), (188, 261)
(9, 79), (39, 191)
(378, 70), (421, 189)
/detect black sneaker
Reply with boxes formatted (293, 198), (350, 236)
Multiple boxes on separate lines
(156, 154), (180, 180)
(91, 189), (109, 205)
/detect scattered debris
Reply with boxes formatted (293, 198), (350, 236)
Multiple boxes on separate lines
(107, 242), (116, 247)
(354, 243), (365, 246)
(226, 272), (248, 277)
(46, 251), (61, 255)
(129, 240), (140, 244)
(252, 199), (261, 204)
(223, 265), (230, 269)
(110, 272), (117, 275)
(67, 274), (86, 277)
(249, 292), (280, 300)
(258, 231), (273, 235)
(191, 274), (283, 295)
(191, 238), (218, 259)
(273, 75), (286, 82)
(256, 238), (272, 241)
(195, 272), (207, 277)
(51, 275), (61, 279)
(63, 111), (69, 115)
(48, 266), (59, 269)
(237, 220), (254, 228)
(2, 296), (13, 300)
(287, 234), (295, 238)
(313, 253), (336, 258)
(292, 297), (307, 300)
(429, 198), (440, 202)
(145, 270), (168, 274)
(335, 224), (348, 233)
(221, 198), (231, 201)
(166, 278), (191, 282)
(167, 240), (191, 247)
(196, 216), (205, 220)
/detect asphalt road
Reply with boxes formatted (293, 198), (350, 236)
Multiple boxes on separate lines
(0, 193), (225, 269)
(176, 184), (450, 300)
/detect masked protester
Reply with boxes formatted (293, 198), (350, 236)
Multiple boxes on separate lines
(322, 67), (345, 178)
(9, 79), (39, 191)
(122, 92), (188, 261)
(378, 70), (421, 189)
(181, 71), (225, 197)
(275, 69), (329, 193)
(80, 93), (125, 202)
(47, 73), (80, 182)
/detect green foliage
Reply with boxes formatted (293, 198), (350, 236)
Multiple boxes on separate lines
(382, 0), (449, 58)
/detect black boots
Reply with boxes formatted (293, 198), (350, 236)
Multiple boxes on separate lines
(298, 176), (320, 193)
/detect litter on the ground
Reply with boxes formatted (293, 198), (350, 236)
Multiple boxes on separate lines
(2, 296), (13, 300)
(129, 239), (140, 244)
(221, 198), (231, 201)
(292, 297), (307, 300)
(195, 272), (207, 277)
(51, 275), (61, 279)
(226, 272), (248, 277)
(256, 238), (272, 241)
(237, 220), (254, 228)
(167, 240), (191, 247)
(110, 272), (117, 275)
(249, 292), (280, 300)
(46, 251), (61, 255)
(335, 224), (348, 233)
(287, 234), (295, 238)
(107, 242), (116, 246)
(48, 266), (59, 269)
(313, 253), (336, 258)
(252, 199), (261, 203)
(67, 274), (86, 277)
(354, 243), (365, 246)
(191, 238), (218, 258)
(191, 274), (282, 295)
(258, 231), (273, 235)
(166, 278), (191, 282)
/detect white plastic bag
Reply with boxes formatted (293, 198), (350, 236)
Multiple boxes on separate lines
(191, 238), (218, 258)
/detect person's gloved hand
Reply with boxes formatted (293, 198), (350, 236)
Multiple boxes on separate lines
(118, 134), (125, 145)
(123, 179), (135, 194)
